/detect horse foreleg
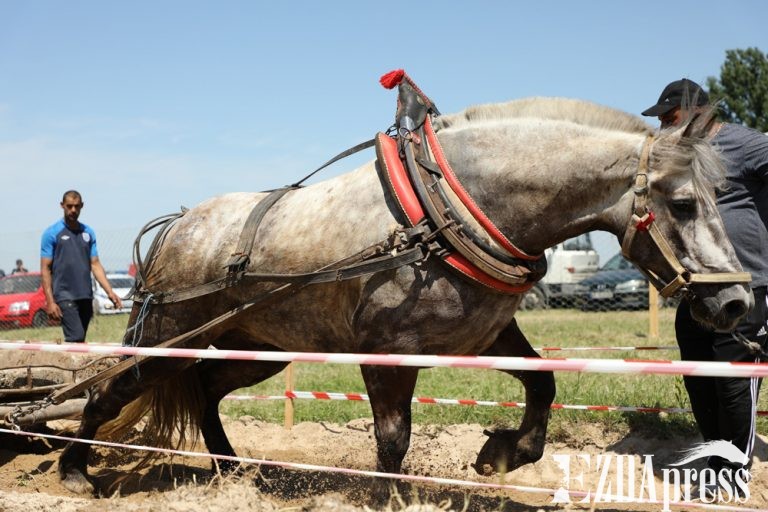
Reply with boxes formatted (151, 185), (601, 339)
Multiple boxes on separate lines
(58, 356), (194, 494)
(474, 318), (555, 475)
(195, 358), (288, 473)
(360, 365), (419, 474)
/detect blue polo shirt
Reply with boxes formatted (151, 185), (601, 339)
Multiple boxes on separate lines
(41, 219), (99, 302)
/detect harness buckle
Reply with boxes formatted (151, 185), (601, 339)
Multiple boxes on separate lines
(225, 252), (249, 275)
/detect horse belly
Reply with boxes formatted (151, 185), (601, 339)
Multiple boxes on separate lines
(232, 264), (521, 356)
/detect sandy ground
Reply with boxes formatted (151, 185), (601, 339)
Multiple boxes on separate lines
(1, 416), (767, 512)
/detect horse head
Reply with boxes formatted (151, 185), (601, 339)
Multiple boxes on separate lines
(433, 98), (751, 332)
(618, 108), (752, 331)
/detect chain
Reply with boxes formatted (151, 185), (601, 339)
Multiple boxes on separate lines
(4, 396), (56, 431)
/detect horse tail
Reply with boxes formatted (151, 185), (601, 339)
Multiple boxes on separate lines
(95, 364), (205, 465)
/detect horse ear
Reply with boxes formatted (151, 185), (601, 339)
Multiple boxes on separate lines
(681, 107), (718, 139)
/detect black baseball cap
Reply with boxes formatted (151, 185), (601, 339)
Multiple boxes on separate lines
(641, 78), (709, 117)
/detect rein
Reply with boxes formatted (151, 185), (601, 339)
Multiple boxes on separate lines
(620, 136), (751, 298)
(19, 227), (431, 414)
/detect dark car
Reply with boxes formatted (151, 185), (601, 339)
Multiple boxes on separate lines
(576, 253), (649, 311)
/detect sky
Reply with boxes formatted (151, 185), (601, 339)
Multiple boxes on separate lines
(1, 1), (766, 271)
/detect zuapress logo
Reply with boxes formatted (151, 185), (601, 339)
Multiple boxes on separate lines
(552, 440), (751, 511)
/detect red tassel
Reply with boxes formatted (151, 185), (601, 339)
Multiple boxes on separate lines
(380, 69), (405, 89)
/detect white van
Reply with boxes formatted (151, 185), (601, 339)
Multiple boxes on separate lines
(520, 234), (599, 309)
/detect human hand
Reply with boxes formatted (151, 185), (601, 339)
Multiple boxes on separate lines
(108, 291), (123, 310)
(46, 302), (62, 321)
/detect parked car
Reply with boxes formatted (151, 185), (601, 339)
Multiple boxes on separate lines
(0, 272), (56, 329)
(519, 234), (599, 310)
(92, 273), (135, 315)
(576, 253), (649, 311)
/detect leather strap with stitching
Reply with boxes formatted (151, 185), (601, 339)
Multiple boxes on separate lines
(225, 187), (297, 276)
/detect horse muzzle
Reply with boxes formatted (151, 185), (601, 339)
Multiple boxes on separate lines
(688, 282), (753, 332)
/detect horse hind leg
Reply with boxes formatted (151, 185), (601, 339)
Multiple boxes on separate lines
(194, 356), (288, 474)
(58, 353), (197, 494)
(473, 318), (556, 475)
(58, 301), (223, 495)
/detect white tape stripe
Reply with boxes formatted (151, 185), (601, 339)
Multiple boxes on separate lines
(0, 427), (758, 511)
(746, 370), (759, 459)
(0, 426), (572, 497)
(1, 341), (767, 378)
(534, 345), (678, 352)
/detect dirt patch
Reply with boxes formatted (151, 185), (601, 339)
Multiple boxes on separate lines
(1, 417), (766, 511)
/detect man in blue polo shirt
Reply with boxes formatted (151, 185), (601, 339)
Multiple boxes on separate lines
(40, 190), (122, 342)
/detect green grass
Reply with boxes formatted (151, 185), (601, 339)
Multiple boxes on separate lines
(3, 309), (766, 438)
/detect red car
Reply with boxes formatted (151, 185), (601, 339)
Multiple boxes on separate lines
(0, 272), (56, 329)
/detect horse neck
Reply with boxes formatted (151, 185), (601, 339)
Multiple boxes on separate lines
(436, 122), (643, 255)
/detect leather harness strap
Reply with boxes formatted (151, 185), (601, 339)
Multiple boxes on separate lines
(225, 187), (297, 277)
(45, 228), (430, 407)
(377, 132), (424, 226)
(423, 116), (542, 262)
(48, 280), (301, 405)
(131, 211), (186, 298)
(137, 238), (428, 305)
(403, 130), (540, 292)
(377, 131), (540, 293)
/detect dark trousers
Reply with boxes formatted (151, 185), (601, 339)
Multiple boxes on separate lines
(675, 287), (767, 470)
(59, 299), (94, 343)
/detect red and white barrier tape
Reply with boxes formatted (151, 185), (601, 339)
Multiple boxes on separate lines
(0, 339), (680, 352)
(0, 427), (759, 511)
(535, 345), (678, 351)
(223, 391), (768, 417)
(1, 341), (767, 378)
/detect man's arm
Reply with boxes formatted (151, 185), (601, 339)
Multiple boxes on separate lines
(90, 257), (123, 309)
(40, 256), (62, 320)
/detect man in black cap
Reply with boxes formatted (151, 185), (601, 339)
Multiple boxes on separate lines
(643, 79), (768, 501)
(641, 78), (710, 128)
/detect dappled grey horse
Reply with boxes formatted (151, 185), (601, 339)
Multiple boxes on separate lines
(58, 83), (752, 494)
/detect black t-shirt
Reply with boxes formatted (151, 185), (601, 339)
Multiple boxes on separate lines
(713, 124), (768, 288)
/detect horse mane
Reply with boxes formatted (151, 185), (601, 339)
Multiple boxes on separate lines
(433, 97), (653, 135)
(435, 97), (724, 204)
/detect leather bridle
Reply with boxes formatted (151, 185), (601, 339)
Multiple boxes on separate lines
(620, 136), (751, 298)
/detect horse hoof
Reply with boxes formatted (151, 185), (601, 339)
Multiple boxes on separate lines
(473, 428), (545, 475)
(471, 461), (497, 476)
(60, 469), (94, 495)
(212, 459), (241, 475)
(473, 428), (514, 475)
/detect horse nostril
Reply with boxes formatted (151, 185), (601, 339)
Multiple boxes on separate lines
(723, 300), (748, 319)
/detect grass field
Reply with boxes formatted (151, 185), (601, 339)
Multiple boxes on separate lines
(3, 308), (766, 439)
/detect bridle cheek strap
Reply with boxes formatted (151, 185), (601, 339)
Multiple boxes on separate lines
(621, 136), (751, 298)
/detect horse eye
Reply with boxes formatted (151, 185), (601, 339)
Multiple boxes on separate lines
(669, 199), (696, 216)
